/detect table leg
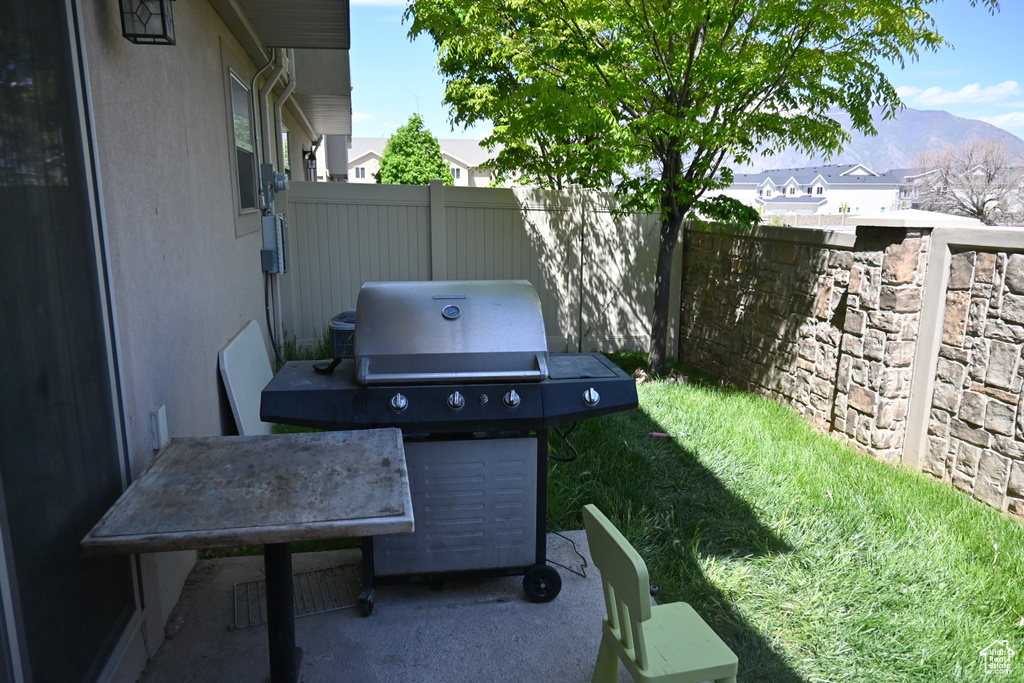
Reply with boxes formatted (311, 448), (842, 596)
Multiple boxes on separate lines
(265, 542), (297, 683)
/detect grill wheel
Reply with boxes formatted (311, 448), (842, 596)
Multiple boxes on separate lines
(523, 564), (562, 603)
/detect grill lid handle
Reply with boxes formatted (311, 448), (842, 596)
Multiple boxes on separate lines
(357, 354), (549, 386)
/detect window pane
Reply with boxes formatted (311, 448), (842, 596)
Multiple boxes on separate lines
(237, 148), (257, 210)
(230, 75), (253, 154)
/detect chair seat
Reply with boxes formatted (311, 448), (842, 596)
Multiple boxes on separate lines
(610, 601), (737, 682)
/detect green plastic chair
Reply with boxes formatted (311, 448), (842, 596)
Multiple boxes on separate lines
(582, 504), (738, 683)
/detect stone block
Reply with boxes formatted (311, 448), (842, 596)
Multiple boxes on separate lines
(951, 468), (974, 493)
(950, 418), (992, 448)
(923, 437), (949, 478)
(984, 321), (1024, 343)
(931, 381), (961, 413)
(985, 341), (1021, 390)
(1008, 498), (1024, 521)
(849, 385), (877, 415)
(900, 316), (920, 342)
(880, 284), (921, 313)
(1002, 293), (1024, 325)
(957, 391), (987, 426)
(892, 398), (909, 422)
(992, 436), (1021, 461)
(966, 299), (989, 336)
(855, 412), (871, 444)
(954, 441), (983, 477)
(880, 369), (906, 399)
(868, 311), (901, 333)
(841, 333), (864, 357)
(848, 265), (863, 294)
(836, 354), (853, 389)
(973, 451), (1010, 507)
(1018, 400), (1024, 440)
(871, 427), (894, 449)
(830, 250), (854, 270)
(976, 252), (998, 285)
(935, 357), (966, 386)
(849, 359), (867, 386)
(1009, 461), (1024, 498)
(984, 400), (1016, 436)
(882, 238), (922, 284)
(948, 251), (976, 290)
(863, 329), (886, 361)
(1005, 254), (1024, 294)
(877, 401), (895, 430)
(798, 339), (818, 361)
(814, 276), (835, 319)
(938, 345), (970, 364)
(845, 309), (866, 335)
(967, 341), (990, 384)
(942, 290), (971, 346)
(887, 341), (915, 367)
(929, 408), (950, 438)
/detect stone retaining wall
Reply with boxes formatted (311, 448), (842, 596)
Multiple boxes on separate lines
(925, 252), (1024, 517)
(679, 220), (1024, 520)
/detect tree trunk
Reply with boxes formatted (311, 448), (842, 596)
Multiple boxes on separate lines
(646, 211), (684, 376)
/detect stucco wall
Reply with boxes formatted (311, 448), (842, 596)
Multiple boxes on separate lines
(80, 1), (314, 678)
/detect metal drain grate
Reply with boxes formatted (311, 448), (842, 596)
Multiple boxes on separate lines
(233, 563), (362, 629)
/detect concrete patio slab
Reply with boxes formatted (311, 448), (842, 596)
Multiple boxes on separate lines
(138, 530), (629, 682)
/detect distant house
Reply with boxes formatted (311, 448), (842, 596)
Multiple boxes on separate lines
(347, 137), (501, 187)
(716, 163), (914, 216)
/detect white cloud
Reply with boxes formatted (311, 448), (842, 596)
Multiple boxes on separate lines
(896, 86), (923, 99)
(907, 81), (1021, 106)
(352, 112), (374, 122)
(980, 111), (1024, 137)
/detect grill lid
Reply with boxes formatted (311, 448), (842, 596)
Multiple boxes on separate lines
(354, 280), (549, 385)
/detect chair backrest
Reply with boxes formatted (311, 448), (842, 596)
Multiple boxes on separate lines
(582, 504), (652, 666)
(218, 320), (274, 436)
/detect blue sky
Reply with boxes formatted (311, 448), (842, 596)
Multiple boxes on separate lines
(349, 1), (1024, 140)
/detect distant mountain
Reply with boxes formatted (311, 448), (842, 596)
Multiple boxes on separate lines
(733, 107), (1024, 173)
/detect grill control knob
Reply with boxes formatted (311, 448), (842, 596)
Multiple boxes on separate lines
(583, 387), (601, 407)
(389, 393), (408, 412)
(503, 389), (521, 408)
(447, 391), (465, 411)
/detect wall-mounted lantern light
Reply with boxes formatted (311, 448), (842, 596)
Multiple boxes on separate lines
(120, 0), (176, 45)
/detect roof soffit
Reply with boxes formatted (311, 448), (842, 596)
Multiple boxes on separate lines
(235, 0), (350, 50)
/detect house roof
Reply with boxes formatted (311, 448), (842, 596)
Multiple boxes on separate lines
(733, 163), (913, 187)
(349, 137), (497, 169)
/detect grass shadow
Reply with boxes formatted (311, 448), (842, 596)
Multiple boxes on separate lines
(548, 395), (804, 681)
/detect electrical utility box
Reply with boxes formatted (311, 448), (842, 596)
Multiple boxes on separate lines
(261, 213), (287, 274)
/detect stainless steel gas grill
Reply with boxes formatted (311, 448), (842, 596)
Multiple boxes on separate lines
(261, 280), (638, 611)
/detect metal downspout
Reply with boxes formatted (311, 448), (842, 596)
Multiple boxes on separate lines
(274, 49), (296, 172)
(258, 49), (286, 167)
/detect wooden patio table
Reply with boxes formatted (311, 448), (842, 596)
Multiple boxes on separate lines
(81, 429), (414, 683)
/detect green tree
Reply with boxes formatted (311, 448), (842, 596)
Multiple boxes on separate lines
(376, 113), (453, 185)
(408, 0), (999, 374)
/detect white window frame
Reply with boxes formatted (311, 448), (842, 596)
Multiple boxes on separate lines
(229, 71), (258, 213)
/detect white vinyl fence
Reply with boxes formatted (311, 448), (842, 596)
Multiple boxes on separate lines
(279, 180), (677, 356)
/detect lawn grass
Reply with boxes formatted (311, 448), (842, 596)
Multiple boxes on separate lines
(547, 352), (1024, 682)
